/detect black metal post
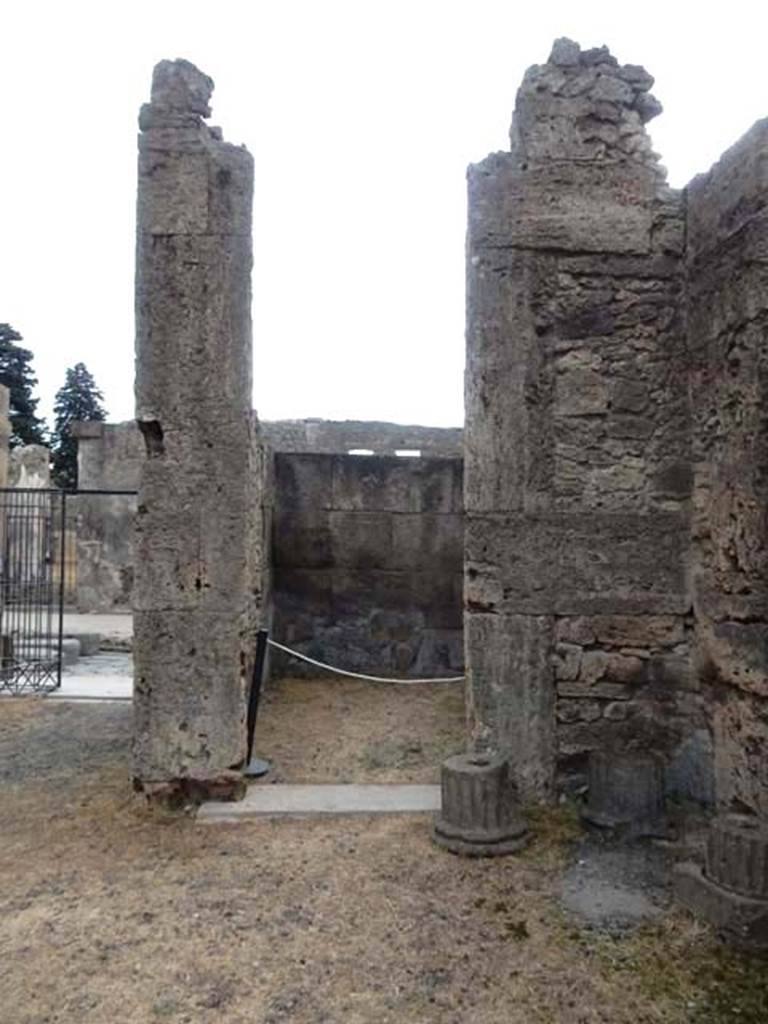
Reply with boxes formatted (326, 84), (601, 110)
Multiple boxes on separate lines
(56, 491), (66, 690)
(244, 628), (270, 778)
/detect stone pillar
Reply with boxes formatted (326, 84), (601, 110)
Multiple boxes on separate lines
(132, 60), (257, 802)
(464, 39), (688, 802)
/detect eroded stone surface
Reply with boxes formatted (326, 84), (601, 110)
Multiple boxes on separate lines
(688, 119), (768, 817)
(464, 39), (688, 801)
(132, 60), (262, 798)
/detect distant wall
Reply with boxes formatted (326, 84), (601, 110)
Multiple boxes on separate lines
(72, 422), (138, 610)
(271, 453), (464, 677)
(261, 419), (462, 456)
(72, 419), (464, 629)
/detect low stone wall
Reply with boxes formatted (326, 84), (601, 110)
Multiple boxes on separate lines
(271, 452), (464, 678)
(261, 419), (462, 456)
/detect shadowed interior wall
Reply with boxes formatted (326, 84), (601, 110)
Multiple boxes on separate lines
(271, 453), (464, 678)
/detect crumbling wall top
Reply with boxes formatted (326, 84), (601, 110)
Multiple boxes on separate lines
(150, 59), (213, 116)
(510, 37), (664, 175)
(138, 58), (228, 141)
(261, 418), (463, 457)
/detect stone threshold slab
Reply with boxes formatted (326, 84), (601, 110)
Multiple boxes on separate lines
(198, 784), (441, 823)
(50, 675), (133, 700)
(0, 675), (133, 703)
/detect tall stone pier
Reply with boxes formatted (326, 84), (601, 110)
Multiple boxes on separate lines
(464, 39), (690, 801)
(132, 60), (258, 801)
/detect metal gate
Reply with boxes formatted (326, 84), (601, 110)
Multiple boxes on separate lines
(0, 488), (65, 694)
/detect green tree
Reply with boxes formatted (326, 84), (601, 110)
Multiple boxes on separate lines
(51, 363), (107, 489)
(0, 324), (48, 447)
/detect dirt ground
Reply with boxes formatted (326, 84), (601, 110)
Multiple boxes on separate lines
(256, 676), (465, 783)
(1, 678), (767, 1024)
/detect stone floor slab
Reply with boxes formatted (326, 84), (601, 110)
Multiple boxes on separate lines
(198, 784), (441, 822)
(48, 674), (133, 701)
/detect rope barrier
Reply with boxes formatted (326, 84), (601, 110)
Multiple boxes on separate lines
(267, 638), (465, 686)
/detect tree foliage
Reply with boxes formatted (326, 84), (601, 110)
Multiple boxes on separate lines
(51, 363), (107, 489)
(0, 324), (48, 448)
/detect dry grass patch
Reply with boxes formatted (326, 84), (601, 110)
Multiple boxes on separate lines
(0, 686), (766, 1023)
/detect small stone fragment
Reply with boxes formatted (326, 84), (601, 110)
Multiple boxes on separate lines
(637, 92), (663, 123)
(549, 37), (581, 67)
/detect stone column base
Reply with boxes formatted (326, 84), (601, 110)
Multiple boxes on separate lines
(674, 862), (768, 951)
(433, 753), (529, 857)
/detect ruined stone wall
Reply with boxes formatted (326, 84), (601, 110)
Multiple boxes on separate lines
(272, 453), (463, 677)
(465, 40), (693, 800)
(687, 120), (768, 817)
(72, 417), (460, 613)
(261, 419), (462, 456)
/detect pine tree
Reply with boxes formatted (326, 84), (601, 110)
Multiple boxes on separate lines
(0, 324), (48, 447)
(51, 363), (107, 489)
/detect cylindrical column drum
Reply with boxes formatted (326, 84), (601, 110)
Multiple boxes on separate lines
(582, 750), (666, 836)
(706, 815), (768, 900)
(433, 754), (528, 856)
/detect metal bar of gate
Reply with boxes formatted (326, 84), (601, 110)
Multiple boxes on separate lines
(57, 491), (66, 689)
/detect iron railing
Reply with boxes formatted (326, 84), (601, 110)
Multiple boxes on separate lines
(0, 488), (65, 694)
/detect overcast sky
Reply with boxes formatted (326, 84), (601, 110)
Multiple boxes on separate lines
(3, 1), (767, 430)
